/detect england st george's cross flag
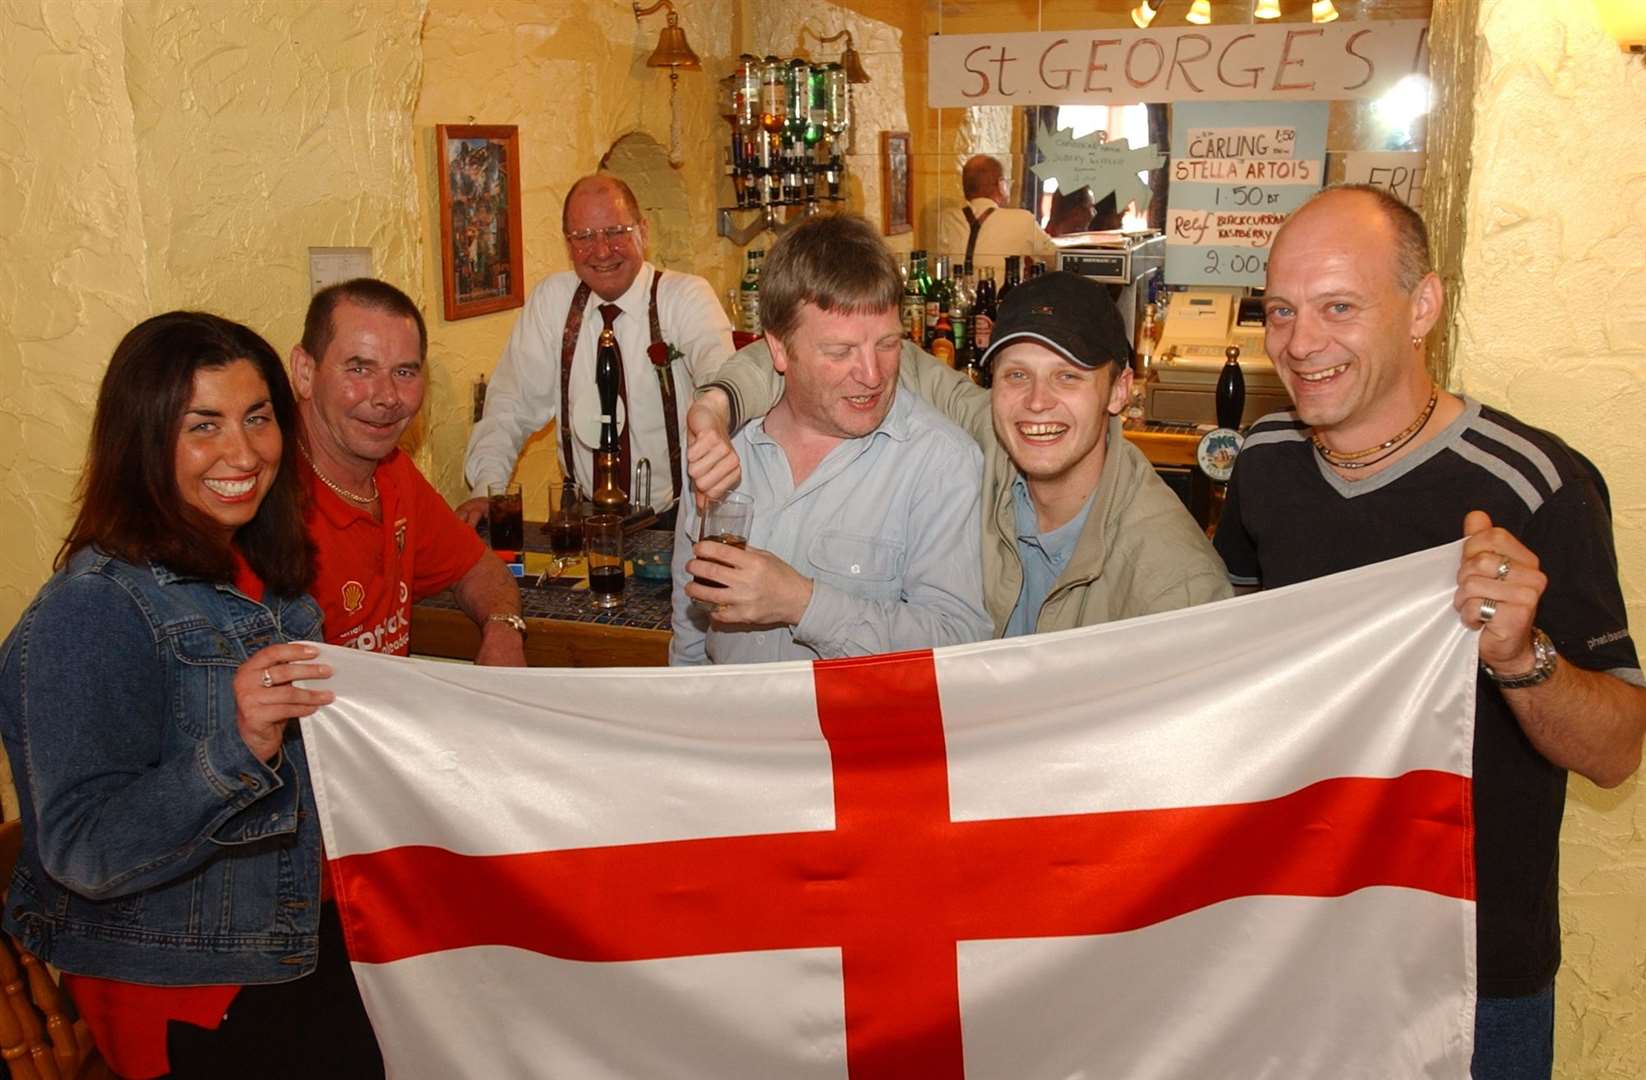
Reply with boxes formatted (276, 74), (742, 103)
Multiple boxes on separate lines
(301, 542), (1478, 1079)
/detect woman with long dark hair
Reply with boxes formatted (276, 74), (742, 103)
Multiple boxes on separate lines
(0, 312), (382, 1078)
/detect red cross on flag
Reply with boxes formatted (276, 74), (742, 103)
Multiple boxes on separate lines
(303, 543), (1478, 1078)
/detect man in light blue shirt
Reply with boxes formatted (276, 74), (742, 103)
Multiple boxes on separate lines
(669, 214), (990, 665)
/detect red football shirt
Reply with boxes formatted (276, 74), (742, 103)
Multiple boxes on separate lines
(303, 450), (486, 654)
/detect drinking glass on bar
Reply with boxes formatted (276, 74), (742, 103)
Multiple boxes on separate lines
(544, 478), (584, 580)
(584, 514), (625, 610)
(487, 481), (524, 551)
(694, 491), (755, 597)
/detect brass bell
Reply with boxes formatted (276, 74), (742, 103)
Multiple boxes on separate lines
(635, 2), (701, 71)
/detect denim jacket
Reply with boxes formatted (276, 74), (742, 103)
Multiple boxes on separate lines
(0, 547), (326, 985)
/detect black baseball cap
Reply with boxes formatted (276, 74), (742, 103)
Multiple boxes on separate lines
(980, 271), (1134, 373)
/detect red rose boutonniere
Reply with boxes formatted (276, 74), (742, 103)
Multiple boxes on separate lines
(647, 342), (684, 368)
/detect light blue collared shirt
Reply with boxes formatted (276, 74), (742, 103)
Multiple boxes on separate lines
(1004, 476), (1099, 638)
(670, 387), (991, 664)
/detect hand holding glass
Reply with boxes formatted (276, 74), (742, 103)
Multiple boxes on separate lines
(694, 491), (754, 598)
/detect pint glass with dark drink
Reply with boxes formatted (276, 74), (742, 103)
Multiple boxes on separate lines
(585, 514), (625, 609)
(487, 482), (524, 550)
(546, 479), (584, 558)
(694, 491), (755, 597)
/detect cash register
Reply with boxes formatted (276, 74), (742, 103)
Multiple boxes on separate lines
(1147, 287), (1291, 428)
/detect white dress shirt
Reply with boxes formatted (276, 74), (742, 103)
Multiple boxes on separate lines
(938, 197), (1058, 278)
(465, 262), (734, 505)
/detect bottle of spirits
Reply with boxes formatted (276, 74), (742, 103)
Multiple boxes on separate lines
(738, 249), (762, 334)
(1000, 255), (1022, 304)
(903, 253), (926, 343)
(951, 267), (974, 359)
(972, 266), (997, 356)
(926, 255), (951, 348)
(590, 327), (630, 515)
(929, 310), (956, 367)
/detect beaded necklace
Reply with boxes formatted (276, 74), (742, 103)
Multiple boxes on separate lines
(1311, 387), (1439, 471)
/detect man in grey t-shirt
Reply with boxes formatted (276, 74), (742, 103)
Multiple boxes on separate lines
(669, 214), (990, 665)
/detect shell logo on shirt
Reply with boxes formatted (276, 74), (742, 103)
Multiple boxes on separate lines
(342, 580), (366, 614)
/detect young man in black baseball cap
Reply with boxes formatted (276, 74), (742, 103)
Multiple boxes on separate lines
(688, 270), (1228, 636)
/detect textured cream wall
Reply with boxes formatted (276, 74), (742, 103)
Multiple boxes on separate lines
(0, 0), (426, 813)
(0, 0), (150, 641)
(1447, 2), (1646, 1075)
(0, 0), (425, 635)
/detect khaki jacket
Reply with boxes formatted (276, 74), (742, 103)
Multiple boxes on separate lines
(708, 339), (1231, 635)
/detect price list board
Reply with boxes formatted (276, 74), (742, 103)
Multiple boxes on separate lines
(1164, 101), (1327, 288)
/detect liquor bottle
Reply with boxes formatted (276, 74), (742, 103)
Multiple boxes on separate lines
(903, 253), (926, 343)
(929, 310), (956, 367)
(972, 267), (997, 355)
(822, 62), (850, 191)
(758, 56), (786, 135)
(784, 60), (809, 203)
(590, 327), (629, 515)
(1027, 258), (1046, 279)
(738, 249), (762, 334)
(926, 255), (950, 348)
(785, 59), (810, 143)
(1135, 301), (1157, 379)
(1000, 255), (1022, 304)
(951, 267), (974, 359)
(958, 333), (984, 386)
(756, 127), (778, 207)
(805, 66), (827, 148)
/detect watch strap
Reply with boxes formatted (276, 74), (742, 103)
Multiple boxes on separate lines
(1483, 627), (1556, 689)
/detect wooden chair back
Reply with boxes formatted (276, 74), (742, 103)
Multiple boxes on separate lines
(0, 819), (112, 1080)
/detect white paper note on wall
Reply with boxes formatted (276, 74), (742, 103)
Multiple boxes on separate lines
(309, 247), (373, 294)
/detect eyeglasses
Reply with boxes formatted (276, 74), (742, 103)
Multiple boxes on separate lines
(565, 224), (640, 249)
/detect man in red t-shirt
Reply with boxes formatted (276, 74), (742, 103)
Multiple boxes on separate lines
(290, 279), (526, 665)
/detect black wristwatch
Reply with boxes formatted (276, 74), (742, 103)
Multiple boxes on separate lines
(1483, 628), (1557, 689)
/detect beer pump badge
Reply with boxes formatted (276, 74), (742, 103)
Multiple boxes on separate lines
(1196, 426), (1243, 482)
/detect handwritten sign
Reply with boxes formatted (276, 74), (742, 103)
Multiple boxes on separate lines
(1029, 121), (1165, 211)
(928, 20), (1429, 107)
(1165, 101), (1327, 287)
(1339, 150), (1426, 208)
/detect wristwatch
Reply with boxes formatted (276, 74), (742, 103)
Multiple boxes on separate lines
(486, 612), (528, 637)
(1483, 627), (1557, 689)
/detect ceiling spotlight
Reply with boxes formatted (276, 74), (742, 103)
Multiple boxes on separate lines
(1131, 1), (1160, 29)
(1312, 0), (1340, 23)
(1254, 0), (1282, 18)
(1187, 0), (1212, 25)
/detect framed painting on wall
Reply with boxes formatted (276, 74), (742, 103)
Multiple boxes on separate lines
(436, 124), (526, 321)
(880, 131), (913, 236)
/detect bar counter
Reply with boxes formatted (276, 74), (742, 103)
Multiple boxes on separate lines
(412, 526), (673, 668)
(412, 427), (1205, 668)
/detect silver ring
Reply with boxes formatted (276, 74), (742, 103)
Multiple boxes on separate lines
(1495, 557), (1511, 581)
(261, 669), (275, 689)
(1479, 600), (1497, 624)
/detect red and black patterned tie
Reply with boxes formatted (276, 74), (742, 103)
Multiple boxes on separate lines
(597, 303), (633, 493)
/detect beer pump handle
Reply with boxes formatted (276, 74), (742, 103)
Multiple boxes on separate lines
(1216, 344), (1246, 431)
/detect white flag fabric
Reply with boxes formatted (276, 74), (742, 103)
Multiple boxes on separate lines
(303, 542), (1478, 1079)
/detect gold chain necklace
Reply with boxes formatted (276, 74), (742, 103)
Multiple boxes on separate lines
(1311, 387), (1439, 470)
(298, 441), (378, 505)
